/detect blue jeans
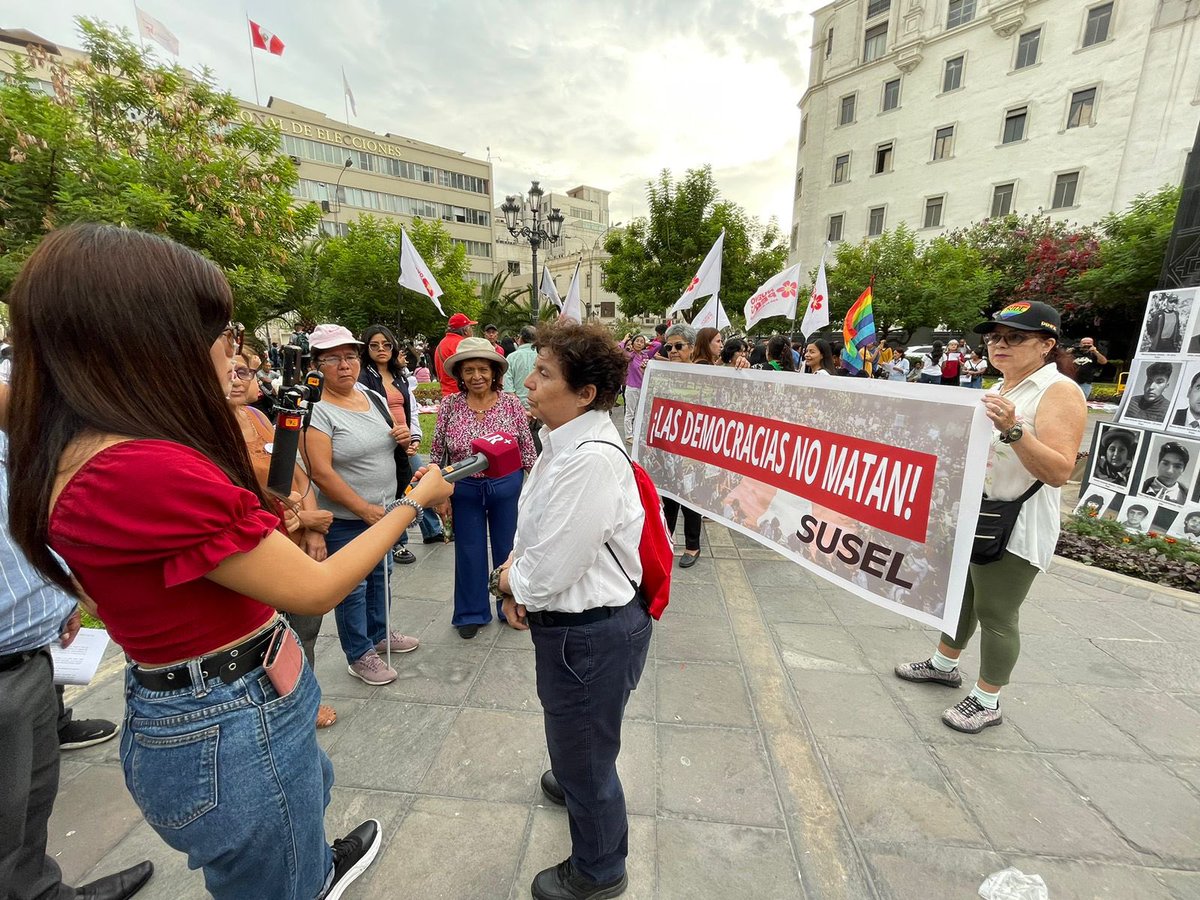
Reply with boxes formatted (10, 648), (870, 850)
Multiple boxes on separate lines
(450, 470), (522, 627)
(1079, 382), (1093, 400)
(411, 453), (445, 541)
(119, 643), (333, 900)
(531, 600), (652, 883)
(326, 517), (392, 663)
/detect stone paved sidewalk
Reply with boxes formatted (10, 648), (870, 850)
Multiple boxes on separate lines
(50, 524), (1200, 899)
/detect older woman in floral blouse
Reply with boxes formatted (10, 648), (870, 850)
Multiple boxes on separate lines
(432, 337), (536, 638)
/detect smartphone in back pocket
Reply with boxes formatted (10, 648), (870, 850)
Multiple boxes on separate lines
(263, 625), (303, 698)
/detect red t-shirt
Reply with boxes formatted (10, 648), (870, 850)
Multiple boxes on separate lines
(434, 332), (465, 398)
(49, 440), (279, 665)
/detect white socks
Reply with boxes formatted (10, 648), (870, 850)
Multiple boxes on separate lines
(931, 649), (959, 673)
(970, 684), (1000, 710)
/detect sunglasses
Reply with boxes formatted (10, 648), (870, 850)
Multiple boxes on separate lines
(368, 341), (393, 351)
(983, 331), (1043, 347)
(667, 342), (690, 351)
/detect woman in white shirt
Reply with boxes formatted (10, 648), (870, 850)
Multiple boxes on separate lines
(918, 341), (944, 384)
(895, 302), (1085, 734)
(888, 349), (911, 382)
(495, 322), (651, 900)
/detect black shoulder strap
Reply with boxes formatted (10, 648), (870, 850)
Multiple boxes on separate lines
(578, 439), (638, 591)
(1017, 480), (1044, 504)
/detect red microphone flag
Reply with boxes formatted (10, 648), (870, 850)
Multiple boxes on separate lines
(249, 20), (285, 56)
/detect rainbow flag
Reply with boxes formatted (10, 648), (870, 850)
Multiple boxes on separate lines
(840, 285), (877, 374)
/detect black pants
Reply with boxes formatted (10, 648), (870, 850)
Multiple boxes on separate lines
(0, 650), (74, 900)
(662, 497), (702, 552)
(531, 600), (652, 883)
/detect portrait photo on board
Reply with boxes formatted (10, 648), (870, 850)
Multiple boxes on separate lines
(1089, 424), (1144, 491)
(1168, 504), (1200, 543)
(1139, 287), (1196, 355)
(1135, 434), (1200, 508)
(1117, 495), (1159, 534)
(1118, 359), (1181, 427)
(1074, 484), (1119, 519)
(1167, 359), (1200, 435)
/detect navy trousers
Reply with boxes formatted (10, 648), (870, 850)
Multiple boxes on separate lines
(450, 470), (522, 627)
(531, 600), (652, 883)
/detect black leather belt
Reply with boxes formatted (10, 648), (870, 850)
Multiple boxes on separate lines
(131, 622), (282, 691)
(0, 648), (42, 673)
(526, 604), (624, 628)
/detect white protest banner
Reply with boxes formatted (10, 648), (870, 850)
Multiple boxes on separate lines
(744, 263), (801, 330)
(632, 363), (991, 631)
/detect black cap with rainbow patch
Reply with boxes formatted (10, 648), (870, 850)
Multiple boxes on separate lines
(973, 300), (1061, 338)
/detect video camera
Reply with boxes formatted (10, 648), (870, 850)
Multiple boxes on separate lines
(267, 346), (323, 496)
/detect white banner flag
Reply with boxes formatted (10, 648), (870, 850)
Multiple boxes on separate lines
(561, 261), (583, 323)
(135, 5), (179, 56)
(800, 244), (832, 337)
(634, 363), (991, 632)
(691, 292), (730, 330)
(744, 263), (802, 330)
(540, 265), (562, 310)
(670, 230), (724, 315)
(398, 228), (445, 316)
(342, 67), (357, 117)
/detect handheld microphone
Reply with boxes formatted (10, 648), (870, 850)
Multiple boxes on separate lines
(403, 431), (522, 496)
(266, 371), (325, 497)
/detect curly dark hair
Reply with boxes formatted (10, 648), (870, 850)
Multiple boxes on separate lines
(535, 322), (627, 411)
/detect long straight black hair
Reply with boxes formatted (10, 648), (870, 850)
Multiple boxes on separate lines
(359, 324), (403, 380)
(6, 223), (270, 594)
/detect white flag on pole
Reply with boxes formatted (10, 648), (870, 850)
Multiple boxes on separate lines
(669, 229), (724, 315)
(800, 244), (832, 337)
(691, 292), (731, 331)
(342, 67), (357, 117)
(540, 265), (562, 310)
(398, 228), (445, 316)
(135, 5), (179, 56)
(743, 263), (803, 330)
(560, 261), (583, 323)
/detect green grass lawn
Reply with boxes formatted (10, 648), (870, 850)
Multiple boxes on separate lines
(418, 412), (435, 455)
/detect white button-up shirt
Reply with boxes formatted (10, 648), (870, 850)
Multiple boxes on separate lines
(507, 410), (644, 613)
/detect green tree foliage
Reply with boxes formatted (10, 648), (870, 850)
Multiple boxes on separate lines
(310, 215), (475, 339)
(0, 19), (319, 331)
(601, 166), (788, 323)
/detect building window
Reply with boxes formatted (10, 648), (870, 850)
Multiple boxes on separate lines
(600, 302), (616, 318)
(882, 78), (901, 111)
(826, 27), (834, 58)
(874, 142), (894, 174)
(932, 125), (955, 160)
(794, 170), (804, 200)
(833, 153), (851, 183)
(799, 114), (808, 146)
(1083, 2), (1113, 47)
(840, 94), (857, 125)
(991, 183), (1015, 217)
(867, 0), (891, 17)
(924, 196), (945, 228)
(1052, 171), (1080, 208)
(868, 206), (886, 236)
(507, 261), (521, 275)
(943, 55), (964, 92)
(864, 23), (888, 62)
(1067, 87), (1096, 128)
(946, 0), (976, 29)
(1015, 28), (1041, 68)
(828, 214), (844, 241)
(790, 224), (799, 251)
(1002, 106), (1027, 144)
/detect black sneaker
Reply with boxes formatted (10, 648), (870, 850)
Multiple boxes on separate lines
(422, 534), (446, 544)
(532, 859), (628, 900)
(321, 819), (381, 900)
(894, 658), (963, 688)
(59, 718), (119, 750)
(392, 547), (416, 564)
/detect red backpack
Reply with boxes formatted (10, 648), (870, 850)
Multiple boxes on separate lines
(581, 441), (674, 619)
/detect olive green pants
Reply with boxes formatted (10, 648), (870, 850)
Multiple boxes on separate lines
(940, 551), (1040, 687)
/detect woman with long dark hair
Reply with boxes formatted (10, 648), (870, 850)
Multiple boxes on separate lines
(803, 339), (838, 376)
(919, 341), (945, 384)
(6, 224), (452, 900)
(764, 334), (797, 372)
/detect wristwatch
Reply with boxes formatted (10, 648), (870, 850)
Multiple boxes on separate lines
(998, 423), (1024, 444)
(488, 565), (509, 600)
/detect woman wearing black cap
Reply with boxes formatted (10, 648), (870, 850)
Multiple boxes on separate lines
(1094, 428), (1137, 488)
(895, 301), (1086, 734)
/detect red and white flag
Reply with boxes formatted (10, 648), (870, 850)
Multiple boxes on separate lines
(669, 229), (724, 316)
(135, 5), (179, 56)
(249, 20), (285, 56)
(399, 228), (445, 316)
(743, 263), (802, 330)
(800, 243), (832, 337)
(692, 292), (731, 330)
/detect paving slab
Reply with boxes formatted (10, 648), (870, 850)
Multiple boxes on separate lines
(377, 640), (493, 705)
(656, 660), (756, 728)
(46, 763), (144, 885)
(752, 588), (843, 626)
(511, 809), (656, 900)
(1091, 639), (1200, 692)
(654, 613), (740, 664)
(657, 724), (783, 827)
(1045, 597), (1163, 640)
(324, 699), (457, 792)
(463, 648), (540, 713)
(1005, 855), (1181, 900)
(416, 708), (546, 804)
(859, 841), (1006, 900)
(1001, 682), (1145, 755)
(789, 671), (919, 742)
(1070, 685), (1200, 760)
(655, 817), (802, 900)
(771, 622), (873, 675)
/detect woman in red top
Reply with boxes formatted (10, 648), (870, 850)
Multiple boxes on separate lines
(5, 224), (452, 900)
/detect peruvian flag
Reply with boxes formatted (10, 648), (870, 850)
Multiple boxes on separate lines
(249, 20), (285, 56)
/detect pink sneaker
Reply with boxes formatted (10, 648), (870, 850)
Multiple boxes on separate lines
(347, 650), (398, 685)
(375, 632), (420, 654)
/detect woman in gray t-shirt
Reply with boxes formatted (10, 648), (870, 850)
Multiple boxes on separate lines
(303, 324), (421, 686)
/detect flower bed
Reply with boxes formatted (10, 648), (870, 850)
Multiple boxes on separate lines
(1056, 513), (1200, 593)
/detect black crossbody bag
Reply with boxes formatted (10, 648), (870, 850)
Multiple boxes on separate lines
(972, 480), (1043, 565)
(363, 389), (415, 495)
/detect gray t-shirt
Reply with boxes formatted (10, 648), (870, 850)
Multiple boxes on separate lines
(308, 392), (397, 519)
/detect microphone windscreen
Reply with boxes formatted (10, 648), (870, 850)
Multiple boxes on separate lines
(470, 431), (523, 478)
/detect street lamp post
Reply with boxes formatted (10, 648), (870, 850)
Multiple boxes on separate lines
(500, 181), (564, 323)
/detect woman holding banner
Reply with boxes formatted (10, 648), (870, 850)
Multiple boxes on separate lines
(895, 301), (1084, 734)
(661, 323), (704, 567)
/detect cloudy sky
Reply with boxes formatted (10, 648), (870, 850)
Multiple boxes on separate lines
(6, 0), (816, 229)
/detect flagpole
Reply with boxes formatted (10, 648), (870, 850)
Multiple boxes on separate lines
(246, 16), (260, 106)
(396, 236), (404, 337)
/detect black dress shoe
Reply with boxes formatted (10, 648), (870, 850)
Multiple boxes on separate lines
(678, 552), (700, 569)
(75, 860), (153, 899)
(540, 769), (565, 806)
(531, 859), (627, 900)
(422, 534), (445, 544)
(457, 624), (480, 639)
